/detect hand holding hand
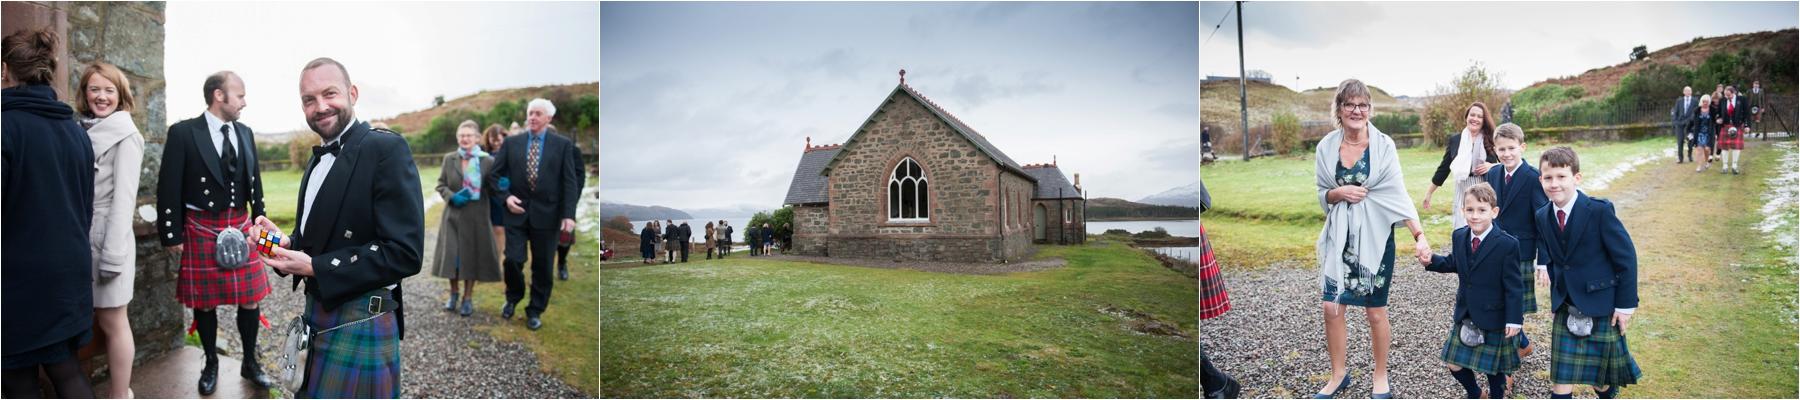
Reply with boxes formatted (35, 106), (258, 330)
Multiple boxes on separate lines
(1413, 240), (1432, 263)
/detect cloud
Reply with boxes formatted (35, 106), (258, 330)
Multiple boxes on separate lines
(945, 72), (1061, 108)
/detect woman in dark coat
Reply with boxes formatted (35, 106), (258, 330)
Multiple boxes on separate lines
(2, 29), (98, 398)
(431, 121), (502, 316)
(640, 222), (657, 264)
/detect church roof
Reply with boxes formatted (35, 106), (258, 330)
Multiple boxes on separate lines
(1021, 163), (1083, 199)
(820, 81), (1035, 182)
(782, 144), (840, 205)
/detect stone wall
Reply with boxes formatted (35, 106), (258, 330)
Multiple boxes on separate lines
(821, 91), (1033, 262)
(791, 205), (829, 256)
(1033, 199), (1086, 245)
(60, 1), (178, 373)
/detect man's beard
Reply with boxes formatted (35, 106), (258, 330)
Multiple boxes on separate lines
(308, 106), (354, 140)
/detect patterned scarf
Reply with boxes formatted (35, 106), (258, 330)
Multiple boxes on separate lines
(460, 147), (486, 199)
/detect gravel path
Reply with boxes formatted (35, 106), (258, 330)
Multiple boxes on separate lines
(209, 218), (586, 398)
(1203, 149), (1673, 399)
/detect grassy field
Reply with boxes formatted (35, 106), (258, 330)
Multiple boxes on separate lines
(1204, 137), (1670, 268)
(600, 240), (1198, 398)
(261, 164), (441, 232)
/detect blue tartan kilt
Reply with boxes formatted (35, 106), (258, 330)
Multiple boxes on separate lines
(1520, 261), (1539, 314)
(1550, 307), (1641, 386)
(1438, 322), (1522, 376)
(301, 289), (401, 399)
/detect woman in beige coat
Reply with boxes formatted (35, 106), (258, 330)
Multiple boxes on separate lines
(80, 61), (143, 399)
(431, 121), (502, 316)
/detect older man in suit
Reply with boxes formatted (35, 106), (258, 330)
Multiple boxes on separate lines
(487, 98), (585, 331)
(1671, 86), (1697, 163)
(255, 57), (424, 398)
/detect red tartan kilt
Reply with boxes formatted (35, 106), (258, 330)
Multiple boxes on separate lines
(1199, 221), (1231, 320)
(177, 208), (269, 308)
(1718, 124), (1745, 150)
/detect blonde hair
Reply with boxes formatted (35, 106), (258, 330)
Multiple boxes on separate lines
(1494, 122), (1524, 144)
(1332, 79), (1372, 129)
(77, 61), (134, 117)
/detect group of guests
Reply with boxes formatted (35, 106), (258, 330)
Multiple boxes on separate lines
(1671, 82), (1764, 174)
(635, 219), (793, 263)
(2, 27), (585, 399)
(1303, 79), (1642, 400)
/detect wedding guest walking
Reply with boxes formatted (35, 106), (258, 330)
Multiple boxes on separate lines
(1424, 101), (1499, 230)
(432, 120), (502, 317)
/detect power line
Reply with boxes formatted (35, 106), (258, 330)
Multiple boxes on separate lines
(1202, 2), (1237, 48)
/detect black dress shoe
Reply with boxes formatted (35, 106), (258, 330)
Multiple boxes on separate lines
(198, 358), (219, 395)
(241, 362), (275, 389)
(501, 301), (517, 320)
(528, 317), (544, 331)
(559, 267), (570, 281)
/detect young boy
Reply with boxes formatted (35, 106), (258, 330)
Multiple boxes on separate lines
(1534, 147), (1641, 399)
(1418, 182), (1525, 399)
(1483, 123), (1552, 362)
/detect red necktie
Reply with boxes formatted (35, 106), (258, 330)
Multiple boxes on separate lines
(1472, 237), (1482, 253)
(1557, 210), (1568, 232)
(1505, 173), (1512, 185)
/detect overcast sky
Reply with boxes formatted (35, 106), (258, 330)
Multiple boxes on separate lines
(1200, 1), (1798, 96)
(600, 2), (1200, 213)
(167, 1), (599, 134)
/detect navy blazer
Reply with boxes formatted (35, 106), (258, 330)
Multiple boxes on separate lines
(484, 128), (584, 230)
(1425, 226), (1525, 330)
(1534, 192), (1639, 317)
(1485, 162), (1551, 265)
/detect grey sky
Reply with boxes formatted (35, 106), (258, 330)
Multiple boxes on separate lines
(166, 1), (599, 134)
(601, 2), (1200, 212)
(1201, 1), (1799, 96)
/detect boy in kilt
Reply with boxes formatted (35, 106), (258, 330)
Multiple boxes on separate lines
(1483, 123), (1552, 366)
(255, 57), (424, 398)
(156, 71), (276, 394)
(1532, 147), (1642, 399)
(1418, 182), (1525, 399)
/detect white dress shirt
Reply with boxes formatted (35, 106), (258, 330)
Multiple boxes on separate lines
(299, 120), (357, 236)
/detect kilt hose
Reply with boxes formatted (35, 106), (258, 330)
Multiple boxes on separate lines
(177, 207), (270, 309)
(300, 288), (401, 398)
(1550, 307), (1641, 387)
(1438, 322), (1523, 376)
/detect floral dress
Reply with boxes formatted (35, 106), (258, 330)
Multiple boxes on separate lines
(1321, 147), (1398, 307)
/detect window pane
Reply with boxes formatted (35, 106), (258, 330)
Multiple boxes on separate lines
(889, 181), (901, 218)
(902, 181), (916, 219)
(894, 160), (905, 180)
(909, 160), (921, 178)
(918, 180), (929, 218)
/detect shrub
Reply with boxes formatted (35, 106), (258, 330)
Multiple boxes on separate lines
(1271, 111), (1302, 154)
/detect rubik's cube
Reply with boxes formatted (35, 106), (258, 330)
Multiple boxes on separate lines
(256, 230), (285, 257)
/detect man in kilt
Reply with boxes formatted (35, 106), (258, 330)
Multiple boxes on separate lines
(255, 57), (424, 398)
(1532, 147), (1641, 399)
(156, 71), (276, 394)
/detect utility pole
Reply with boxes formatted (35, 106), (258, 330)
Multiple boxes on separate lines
(1237, 1), (1250, 160)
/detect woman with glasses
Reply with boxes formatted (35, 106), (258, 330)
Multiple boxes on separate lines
(1424, 102), (1501, 229)
(1310, 79), (1430, 399)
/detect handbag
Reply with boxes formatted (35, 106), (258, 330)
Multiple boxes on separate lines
(1566, 308), (1595, 338)
(1458, 319), (1486, 346)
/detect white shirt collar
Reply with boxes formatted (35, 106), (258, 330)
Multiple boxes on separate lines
(1470, 223), (1493, 243)
(1504, 161), (1522, 176)
(1552, 191), (1583, 218)
(203, 111), (230, 136)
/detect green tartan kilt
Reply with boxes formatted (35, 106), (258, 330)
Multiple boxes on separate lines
(301, 289), (401, 399)
(1439, 322), (1522, 375)
(1550, 307), (1641, 386)
(1520, 261), (1539, 314)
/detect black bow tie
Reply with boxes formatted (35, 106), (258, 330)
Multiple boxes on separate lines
(313, 142), (342, 158)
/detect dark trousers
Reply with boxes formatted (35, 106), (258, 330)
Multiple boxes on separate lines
(679, 242), (690, 262)
(1676, 129), (1691, 162)
(504, 222), (558, 318)
(718, 240), (730, 257)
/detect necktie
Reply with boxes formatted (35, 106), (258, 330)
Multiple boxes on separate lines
(1505, 173), (1512, 185)
(1472, 237), (1482, 253)
(1557, 210), (1568, 232)
(220, 124), (238, 183)
(527, 134), (542, 191)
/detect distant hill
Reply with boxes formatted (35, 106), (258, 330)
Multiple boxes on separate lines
(1087, 197), (1197, 221)
(1511, 29), (1797, 126)
(600, 202), (693, 222)
(1202, 79), (1407, 131)
(373, 82), (596, 135)
(1137, 181), (1200, 208)
(1522, 29), (1797, 103)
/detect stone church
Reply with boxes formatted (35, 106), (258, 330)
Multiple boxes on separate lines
(783, 72), (1086, 263)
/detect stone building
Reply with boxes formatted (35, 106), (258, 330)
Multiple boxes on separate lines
(783, 73), (1085, 263)
(2, 0), (176, 376)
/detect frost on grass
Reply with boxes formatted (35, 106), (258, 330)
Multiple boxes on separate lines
(1585, 148), (1675, 192)
(1757, 141), (1800, 266)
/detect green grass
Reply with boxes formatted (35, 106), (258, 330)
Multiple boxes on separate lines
(469, 236), (600, 396)
(600, 240), (1197, 398)
(261, 165), (441, 233)
(1204, 137), (1670, 268)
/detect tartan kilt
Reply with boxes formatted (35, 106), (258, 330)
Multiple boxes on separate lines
(301, 289), (401, 399)
(1718, 124), (1746, 150)
(1520, 261), (1539, 314)
(1550, 307), (1641, 386)
(177, 208), (270, 309)
(1199, 221), (1230, 320)
(1438, 322), (1522, 375)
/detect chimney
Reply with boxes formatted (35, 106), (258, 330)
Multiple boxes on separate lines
(1053, 154), (1057, 166)
(806, 136), (811, 150)
(1074, 173), (1080, 187)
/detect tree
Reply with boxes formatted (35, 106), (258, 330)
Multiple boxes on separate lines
(604, 215), (634, 232)
(433, 95), (446, 107)
(1271, 111), (1301, 154)
(1631, 45), (1649, 62)
(1419, 63), (1508, 148)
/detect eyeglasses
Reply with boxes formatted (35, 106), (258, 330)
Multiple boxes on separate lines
(1341, 103), (1372, 112)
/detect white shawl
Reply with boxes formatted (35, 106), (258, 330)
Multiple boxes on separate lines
(1314, 124), (1420, 300)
